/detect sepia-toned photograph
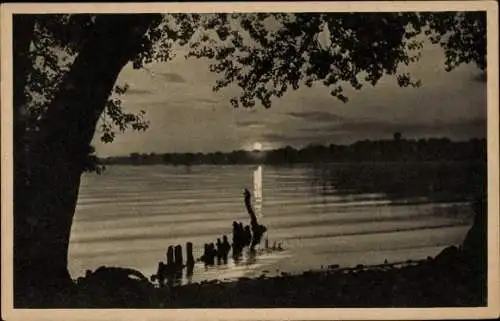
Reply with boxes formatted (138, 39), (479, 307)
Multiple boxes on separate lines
(1, 2), (499, 320)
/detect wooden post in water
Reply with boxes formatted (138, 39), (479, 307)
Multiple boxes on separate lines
(244, 188), (267, 248)
(166, 246), (174, 266)
(174, 244), (183, 266)
(186, 242), (195, 267)
(244, 188), (258, 227)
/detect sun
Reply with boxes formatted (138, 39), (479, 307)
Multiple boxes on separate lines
(252, 142), (263, 151)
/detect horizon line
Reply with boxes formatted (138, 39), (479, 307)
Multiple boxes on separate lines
(97, 135), (486, 158)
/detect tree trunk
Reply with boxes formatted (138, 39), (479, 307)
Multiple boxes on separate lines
(14, 14), (158, 307)
(13, 15), (34, 251)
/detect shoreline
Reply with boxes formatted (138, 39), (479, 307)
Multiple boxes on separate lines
(74, 244), (486, 308)
(68, 222), (472, 285)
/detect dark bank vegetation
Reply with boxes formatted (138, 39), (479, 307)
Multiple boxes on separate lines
(100, 136), (486, 166)
(12, 11), (487, 307)
(100, 136), (487, 204)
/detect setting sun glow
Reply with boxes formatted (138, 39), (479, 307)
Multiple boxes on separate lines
(252, 142), (263, 151)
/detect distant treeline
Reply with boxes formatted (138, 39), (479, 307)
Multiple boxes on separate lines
(99, 137), (486, 166)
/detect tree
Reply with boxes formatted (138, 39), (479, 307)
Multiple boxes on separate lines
(12, 12), (486, 306)
(13, 14), (164, 306)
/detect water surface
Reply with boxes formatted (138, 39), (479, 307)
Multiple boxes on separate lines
(69, 164), (474, 283)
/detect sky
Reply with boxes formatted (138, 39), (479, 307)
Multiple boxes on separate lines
(92, 32), (486, 157)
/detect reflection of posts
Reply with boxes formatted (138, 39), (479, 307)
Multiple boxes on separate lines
(251, 224), (267, 249)
(216, 238), (223, 265)
(201, 243), (209, 265)
(216, 239), (222, 258)
(185, 263), (194, 284)
(209, 243), (216, 265)
(244, 226), (252, 246)
(202, 243), (216, 265)
(244, 188), (258, 226)
(232, 221), (244, 257)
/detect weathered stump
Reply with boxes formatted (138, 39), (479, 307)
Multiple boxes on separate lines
(166, 246), (174, 266)
(204, 243), (216, 265)
(222, 235), (231, 264)
(174, 245), (183, 266)
(156, 262), (166, 287)
(186, 242), (195, 267)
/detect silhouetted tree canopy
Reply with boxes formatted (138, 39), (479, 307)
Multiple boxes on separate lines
(186, 12), (486, 107)
(21, 12), (486, 143)
(12, 11), (487, 307)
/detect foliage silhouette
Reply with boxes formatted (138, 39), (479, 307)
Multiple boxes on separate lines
(13, 12), (486, 307)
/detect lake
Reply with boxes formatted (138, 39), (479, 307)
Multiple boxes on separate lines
(68, 163), (476, 284)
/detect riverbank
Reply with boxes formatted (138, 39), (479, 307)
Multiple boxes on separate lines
(72, 243), (485, 308)
(165, 249), (484, 308)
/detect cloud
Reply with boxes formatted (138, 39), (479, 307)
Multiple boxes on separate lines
(301, 117), (486, 138)
(236, 120), (265, 128)
(262, 132), (347, 147)
(262, 133), (297, 143)
(262, 133), (286, 141)
(261, 117), (486, 148)
(126, 88), (153, 95)
(156, 72), (186, 83)
(288, 111), (346, 122)
(142, 101), (169, 109)
(139, 98), (217, 110)
(196, 98), (219, 104)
